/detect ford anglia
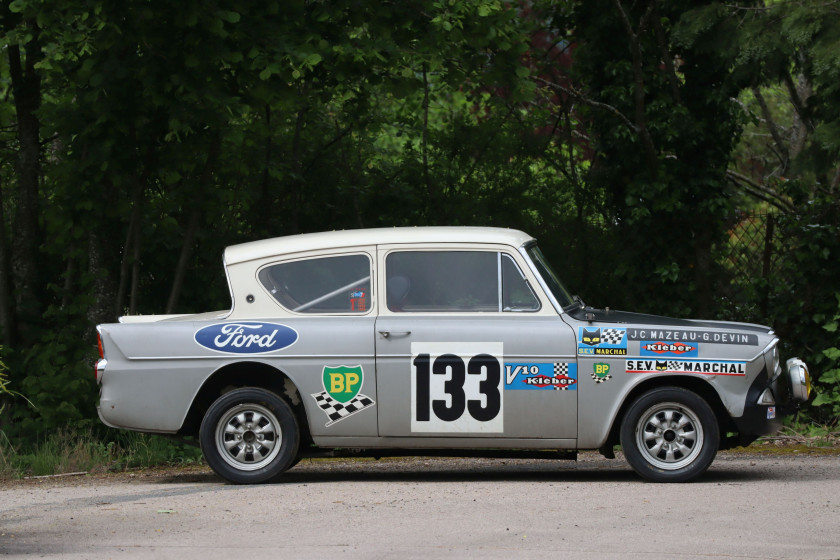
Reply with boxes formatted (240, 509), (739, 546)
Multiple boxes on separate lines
(95, 227), (811, 483)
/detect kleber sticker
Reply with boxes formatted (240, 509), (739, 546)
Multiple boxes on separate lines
(311, 365), (375, 427)
(639, 341), (699, 358)
(627, 328), (758, 346)
(505, 362), (577, 391)
(411, 342), (504, 433)
(577, 327), (627, 356)
(194, 322), (298, 354)
(591, 362), (612, 383)
(625, 359), (746, 376)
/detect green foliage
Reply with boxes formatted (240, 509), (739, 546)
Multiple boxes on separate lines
(0, 428), (202, 479)
(808, 294), (840, 421)
(1, 0), (839, 459)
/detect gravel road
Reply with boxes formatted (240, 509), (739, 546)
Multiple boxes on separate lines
(2, 450), (839, 559)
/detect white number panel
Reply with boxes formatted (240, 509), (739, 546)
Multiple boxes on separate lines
(410, 342), (504, 433)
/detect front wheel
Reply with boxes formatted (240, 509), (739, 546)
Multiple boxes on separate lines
(620, 387), (719, 482)
(200, 388), (299, 484)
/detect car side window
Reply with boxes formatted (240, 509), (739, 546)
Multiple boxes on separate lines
(386, 251), (539, 312)
(259, 254), (371, 313)
(502, 254), (540, 311)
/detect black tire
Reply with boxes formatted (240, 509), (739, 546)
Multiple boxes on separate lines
(199, 388), (299, 484)
(620, 387), (719, 483)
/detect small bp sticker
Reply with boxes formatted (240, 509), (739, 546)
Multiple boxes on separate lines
(591, 362), (612, 383)
(311, 365), (375, 427)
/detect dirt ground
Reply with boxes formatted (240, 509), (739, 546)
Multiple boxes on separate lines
(2, 448), (840, 559)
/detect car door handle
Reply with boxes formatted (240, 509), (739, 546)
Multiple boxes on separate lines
(378, 330), (411, 339)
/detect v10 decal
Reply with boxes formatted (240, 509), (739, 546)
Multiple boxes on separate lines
(505, 362), (577, 390)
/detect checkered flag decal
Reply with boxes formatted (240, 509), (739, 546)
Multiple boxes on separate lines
(552, 363), (573, 390)
(312, 392), (375, 427)
(601, 328), (625, 345)
(591, 372), (612, 383)
(667, 360), (681, 371)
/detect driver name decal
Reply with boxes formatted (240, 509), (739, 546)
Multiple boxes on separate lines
(627, 329), (758, 346)
(194, 322), (298, 354)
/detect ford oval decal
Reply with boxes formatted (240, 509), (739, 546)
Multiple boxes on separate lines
(194, 322), (298, 354)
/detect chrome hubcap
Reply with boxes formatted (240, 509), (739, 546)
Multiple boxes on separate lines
(636, 402), (703, 471)
(216, 403), (282, 471)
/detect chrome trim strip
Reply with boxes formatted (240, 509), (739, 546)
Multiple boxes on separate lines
(129, 354), (377, 361)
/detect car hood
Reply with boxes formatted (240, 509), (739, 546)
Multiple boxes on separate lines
(565, 306), (772, 335)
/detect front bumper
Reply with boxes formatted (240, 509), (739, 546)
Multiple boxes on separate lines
(729, 357), (811, 444)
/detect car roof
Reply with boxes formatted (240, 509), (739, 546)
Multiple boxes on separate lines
(224, 227), (535, 265)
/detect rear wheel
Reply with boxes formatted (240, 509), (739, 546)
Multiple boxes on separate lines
(620, 387), (719, 482)
(200, 388), (299, 484)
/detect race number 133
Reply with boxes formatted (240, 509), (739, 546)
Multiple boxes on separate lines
(410, 342), (504, 433)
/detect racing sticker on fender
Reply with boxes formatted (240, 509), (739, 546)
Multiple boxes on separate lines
(577, 327), (627, 356)
(639, 341), (699, 358)
(627, 329), (758, 346)
(411, 342), (503, 433)
(194, 322), (298, 354)
(592, 362), (612, 383)
(311, 365), (375, 427)
(625, 359), (746, 376)
(505, 362), (577, 391)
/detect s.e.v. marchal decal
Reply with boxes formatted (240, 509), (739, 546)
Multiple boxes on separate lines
(311, 365), (375, 427)
(194, 322), (298, 354)
(591, 362), (612, 383)
(625, 359), (746, 376)
(505, 362), (577, 390)
(639, 341), (699, 358)
(577, 327), (627, 356)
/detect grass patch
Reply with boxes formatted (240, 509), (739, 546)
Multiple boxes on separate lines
(0, 428), (203, 480)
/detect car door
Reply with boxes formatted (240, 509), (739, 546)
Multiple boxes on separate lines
(374, 244), (578, 441)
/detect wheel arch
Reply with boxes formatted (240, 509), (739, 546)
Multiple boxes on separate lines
(603, 376), (734, 450)
(178, 361), (312, 446)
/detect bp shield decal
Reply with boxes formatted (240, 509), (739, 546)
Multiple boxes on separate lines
(322, 365), (363, 403)
(311, 365), (376, 427)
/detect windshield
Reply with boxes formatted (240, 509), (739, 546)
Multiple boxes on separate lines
(525, 243), (575, 310)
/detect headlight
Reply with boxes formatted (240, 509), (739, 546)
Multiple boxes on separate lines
(786, 357), (811, 402)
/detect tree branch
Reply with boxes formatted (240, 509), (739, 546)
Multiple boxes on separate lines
(752, 86), (789, 171)
(534, 77), (639, 133)
(725, 169), (796, 213)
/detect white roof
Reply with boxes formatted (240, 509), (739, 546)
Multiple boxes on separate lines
(224, 227), (535, 265)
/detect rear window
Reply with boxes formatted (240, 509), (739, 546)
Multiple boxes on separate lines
(259, 254), (371, 313)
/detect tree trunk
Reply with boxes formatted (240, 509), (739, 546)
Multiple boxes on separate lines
(0, 182), (14, 346)
(7, 38), (44, 344)
(166, 134), (221, 314)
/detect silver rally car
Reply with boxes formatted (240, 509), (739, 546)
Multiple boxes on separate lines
(95, 227), (811, 483)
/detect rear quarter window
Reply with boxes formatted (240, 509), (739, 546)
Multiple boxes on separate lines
(259, 254), (371, 313)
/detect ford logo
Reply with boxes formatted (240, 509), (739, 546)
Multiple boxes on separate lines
(194, 322), (298, 354)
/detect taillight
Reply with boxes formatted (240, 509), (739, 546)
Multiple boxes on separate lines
(95, 328), (106, 382)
